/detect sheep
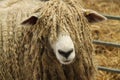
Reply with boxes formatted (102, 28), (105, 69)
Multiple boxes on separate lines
(0, 0), (107, 80)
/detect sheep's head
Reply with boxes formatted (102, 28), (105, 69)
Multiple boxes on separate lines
(21, 4), (106, 65)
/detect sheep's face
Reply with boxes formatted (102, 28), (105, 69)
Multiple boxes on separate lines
(21, 17), (76, 65)
(21, 8), (107, 65)
(51, 34), (75, 65)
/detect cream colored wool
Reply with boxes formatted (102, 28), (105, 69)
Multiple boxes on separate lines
(0, 0), (95, 80)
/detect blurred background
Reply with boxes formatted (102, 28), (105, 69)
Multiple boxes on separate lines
(82, 0), (120, 80)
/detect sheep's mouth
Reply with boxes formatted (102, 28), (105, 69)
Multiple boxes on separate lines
(64, 60), (71, 62)
(61, 60), (73, 65)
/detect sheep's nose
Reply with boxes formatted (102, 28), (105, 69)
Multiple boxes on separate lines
(58, 49), (73, 58)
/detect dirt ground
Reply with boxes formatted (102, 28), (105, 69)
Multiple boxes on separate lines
(82, 0), (120, 80)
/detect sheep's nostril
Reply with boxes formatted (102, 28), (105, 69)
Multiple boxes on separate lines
(58, 49), (73, 58)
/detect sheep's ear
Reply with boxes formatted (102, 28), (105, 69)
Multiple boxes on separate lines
(21, 16), (38, 25)
(83, 9), (107, 23)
